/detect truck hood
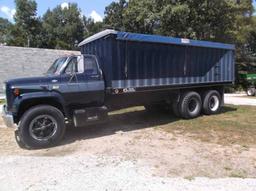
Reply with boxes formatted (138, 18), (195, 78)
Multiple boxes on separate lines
(5, 75), (58, 87)
(4, 75), (60, 112)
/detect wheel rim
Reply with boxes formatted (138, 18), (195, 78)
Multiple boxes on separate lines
(188, 98), (199, 113)
(247, 89), (254, 96)
(209, 95), (220, 112)
(29, 115), (58, 141)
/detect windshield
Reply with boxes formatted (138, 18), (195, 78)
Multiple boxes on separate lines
(47, 57), (68, 75)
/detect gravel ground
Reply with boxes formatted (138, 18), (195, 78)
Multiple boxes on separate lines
(0, 94), (256, 191)
(1, 155), (256, 191)
(1, 123), (256, 190)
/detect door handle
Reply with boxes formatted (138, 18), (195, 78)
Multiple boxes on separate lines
(52, 79), (58, 83)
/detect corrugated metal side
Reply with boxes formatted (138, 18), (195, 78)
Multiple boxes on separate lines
(81, 35), (115, 87)
(81, 37), (235, 89)
(111, 40), (234, 89)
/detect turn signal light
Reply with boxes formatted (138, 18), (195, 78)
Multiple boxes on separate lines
(13, 88), (20, 96)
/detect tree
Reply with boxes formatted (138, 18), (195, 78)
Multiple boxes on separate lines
(83, 16), (104, 38)
(246, 17), (256, 57)
(122, 0), (157, 34)
(14, 0), (41, 47)
(232, 1), (255, 76)
(104, 0), (127, 30)
(230, 0), (254, 51)
(156, 0), (235, 41)
(104, 0), (255, 43)
(42, 3), (84, 50)
(0, 17), (12, 45)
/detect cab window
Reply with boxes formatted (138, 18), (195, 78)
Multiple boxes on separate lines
(65, 56), (84, 74)
(47, 57), (67, 75)
(84, 57), (98, 75)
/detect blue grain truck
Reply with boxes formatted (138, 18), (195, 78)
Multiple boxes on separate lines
(2, 30), (235, 149)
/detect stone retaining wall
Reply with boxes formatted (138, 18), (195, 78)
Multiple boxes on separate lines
(0, 46), (80, 92)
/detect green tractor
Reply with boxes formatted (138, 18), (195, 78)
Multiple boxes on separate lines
(240, 73), (256, 96)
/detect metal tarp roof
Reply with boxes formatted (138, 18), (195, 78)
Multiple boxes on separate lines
(79, 29), (235, 50)
(78, 29), (117, 47)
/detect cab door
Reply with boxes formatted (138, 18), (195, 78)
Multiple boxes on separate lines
(76, 55), (105, 107)
(60, 56), (81, 106)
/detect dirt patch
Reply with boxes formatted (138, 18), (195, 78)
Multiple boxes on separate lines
(0, 105), (256, 178)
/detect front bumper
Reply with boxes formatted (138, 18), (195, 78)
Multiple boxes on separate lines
(1, 105), (14, 128)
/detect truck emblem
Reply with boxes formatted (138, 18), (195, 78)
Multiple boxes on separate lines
(123, 88), (136, 93)
(114, 89), (119, 94)
(181, 38), (190, 44)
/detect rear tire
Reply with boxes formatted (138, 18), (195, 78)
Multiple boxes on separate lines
(203, 90), (221, 115)
(17, 105), (66, 149)
(179, 91), (202, 119)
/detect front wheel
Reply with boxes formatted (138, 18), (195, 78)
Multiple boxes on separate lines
(17, 105), (66, 149)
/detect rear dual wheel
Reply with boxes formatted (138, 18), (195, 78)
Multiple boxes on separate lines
(179, 91), (202, 119)
(172, 91), (202, 119)
(202, 90), (221, 115)
(172, 90), (221, 119)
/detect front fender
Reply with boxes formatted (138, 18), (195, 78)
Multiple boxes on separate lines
(12, 91), (67, 116)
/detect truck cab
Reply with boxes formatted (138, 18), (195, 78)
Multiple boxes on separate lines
(2, 54), (107, 149)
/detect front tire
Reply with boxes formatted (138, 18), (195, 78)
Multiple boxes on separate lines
(17, 105), (66, 149)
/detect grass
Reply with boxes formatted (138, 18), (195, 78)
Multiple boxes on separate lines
(184, 176), (195, 181)
(229, 170), (247, 179)
(110, 105), (256, 147)
(161, 105), (256, 146)
(0, 99), (5, 105)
